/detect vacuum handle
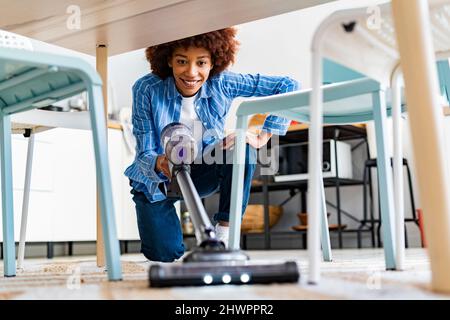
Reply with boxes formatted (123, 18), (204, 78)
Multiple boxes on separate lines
(176, 168), (215, 244)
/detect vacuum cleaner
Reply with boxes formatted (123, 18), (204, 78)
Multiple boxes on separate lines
(149, 123), (299, 287)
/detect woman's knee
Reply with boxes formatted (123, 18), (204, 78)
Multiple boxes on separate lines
(141, 241), (185, 262)
(131, 193), (185, 262)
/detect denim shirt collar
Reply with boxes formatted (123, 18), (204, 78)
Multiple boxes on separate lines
(166, 76), (212, 100)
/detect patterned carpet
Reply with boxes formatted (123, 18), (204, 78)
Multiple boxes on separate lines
(0, 249), (449, 299)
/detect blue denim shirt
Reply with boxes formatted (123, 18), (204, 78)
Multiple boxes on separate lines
(124, 71), (299, 202)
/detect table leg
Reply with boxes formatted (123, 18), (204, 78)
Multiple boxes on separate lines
(95, 44), (108, 268)
(392, 0), (450, 292)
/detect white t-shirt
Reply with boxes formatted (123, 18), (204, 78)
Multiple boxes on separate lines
(180, 93), (204, 159)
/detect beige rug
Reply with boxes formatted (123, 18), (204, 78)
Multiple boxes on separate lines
(0, 249), (449, 299)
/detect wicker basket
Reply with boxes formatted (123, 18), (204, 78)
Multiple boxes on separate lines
(297, 212), (330, 225)
(241, 205), (283, 233)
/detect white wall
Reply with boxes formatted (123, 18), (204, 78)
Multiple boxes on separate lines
(109, 49), (150, 116)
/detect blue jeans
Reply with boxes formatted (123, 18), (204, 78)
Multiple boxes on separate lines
(131, 145), (257, 262)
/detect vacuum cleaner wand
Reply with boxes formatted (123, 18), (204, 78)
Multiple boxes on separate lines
(175, 168), (215, 243)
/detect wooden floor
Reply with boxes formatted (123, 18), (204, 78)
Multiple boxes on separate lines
(0, 248), (449, 299)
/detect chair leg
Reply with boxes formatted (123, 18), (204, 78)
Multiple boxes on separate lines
(357, 229), (362, 248)
(307, 49), (324, 284)
(320, 174), (332, 262)
(229, 115), (248, 251)
(392, 72), (405, 270)
(362, 162), (369, 241)
(88, 85), (122, 281)
(0, 112), (16, 277)
(368, 165), (376, 247)
(404, 225), (409, 248)
(372, 90), (396, 270)
(17, 132), (35, 270)
(363, 162), (377, 247)
(405, 161), (419, 228)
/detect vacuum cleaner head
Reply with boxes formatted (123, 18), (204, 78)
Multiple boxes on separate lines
(149, 260), (299, 287)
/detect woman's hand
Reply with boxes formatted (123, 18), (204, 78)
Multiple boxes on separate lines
(245, 130), (273, 149)
(155, 155), (171, 180)
(220, 130), (273, 150)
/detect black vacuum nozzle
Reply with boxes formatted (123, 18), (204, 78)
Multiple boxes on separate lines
(149, 261), (299, 287)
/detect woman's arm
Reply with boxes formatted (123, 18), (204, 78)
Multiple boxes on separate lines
(220, 72), (299, 98)
(132, 80), (169, 183)
(220, 71), (300, 136)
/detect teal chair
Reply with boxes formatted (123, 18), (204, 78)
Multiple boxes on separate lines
(228, 77), (400, 279)
(0, 47), (122, 281)
(323, 58), (365, 84)
(437, 60), (450, 105)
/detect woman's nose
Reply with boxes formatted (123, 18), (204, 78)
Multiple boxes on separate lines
(186, 63), (198, 76)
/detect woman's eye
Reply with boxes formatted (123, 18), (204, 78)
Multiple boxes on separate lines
(198, 61), (208, 66)
(177, 60), (187, 65)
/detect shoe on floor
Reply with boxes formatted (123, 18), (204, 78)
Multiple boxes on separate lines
(215, 223), (229, 248)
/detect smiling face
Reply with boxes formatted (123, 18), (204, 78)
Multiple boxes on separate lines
(168, 46), (213, 97)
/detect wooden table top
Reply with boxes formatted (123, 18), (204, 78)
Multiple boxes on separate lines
(1, 0), (333, 56)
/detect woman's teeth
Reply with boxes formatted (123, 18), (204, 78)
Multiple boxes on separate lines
(182, 79), (199, 87)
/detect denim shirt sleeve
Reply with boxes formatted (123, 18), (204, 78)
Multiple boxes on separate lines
(132, 80), (168, 185)
(220, 72), (300, 136)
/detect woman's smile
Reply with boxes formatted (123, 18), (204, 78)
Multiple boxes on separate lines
(180, 78), (201, 88)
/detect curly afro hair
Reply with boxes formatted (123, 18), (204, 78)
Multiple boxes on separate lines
(145, 27), (239, 79)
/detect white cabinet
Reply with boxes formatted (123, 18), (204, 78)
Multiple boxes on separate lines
(50, 128), (97, 241)
(109, 128), (140, 241)
(0, 127), (140, 243)
(118, 132), (140, 240)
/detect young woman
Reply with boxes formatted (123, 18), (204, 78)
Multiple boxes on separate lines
(125, 27), (299, 262)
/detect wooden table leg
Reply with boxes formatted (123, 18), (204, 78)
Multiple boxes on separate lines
(95, 44), (108, 268)
(392, 0), (450, 292)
